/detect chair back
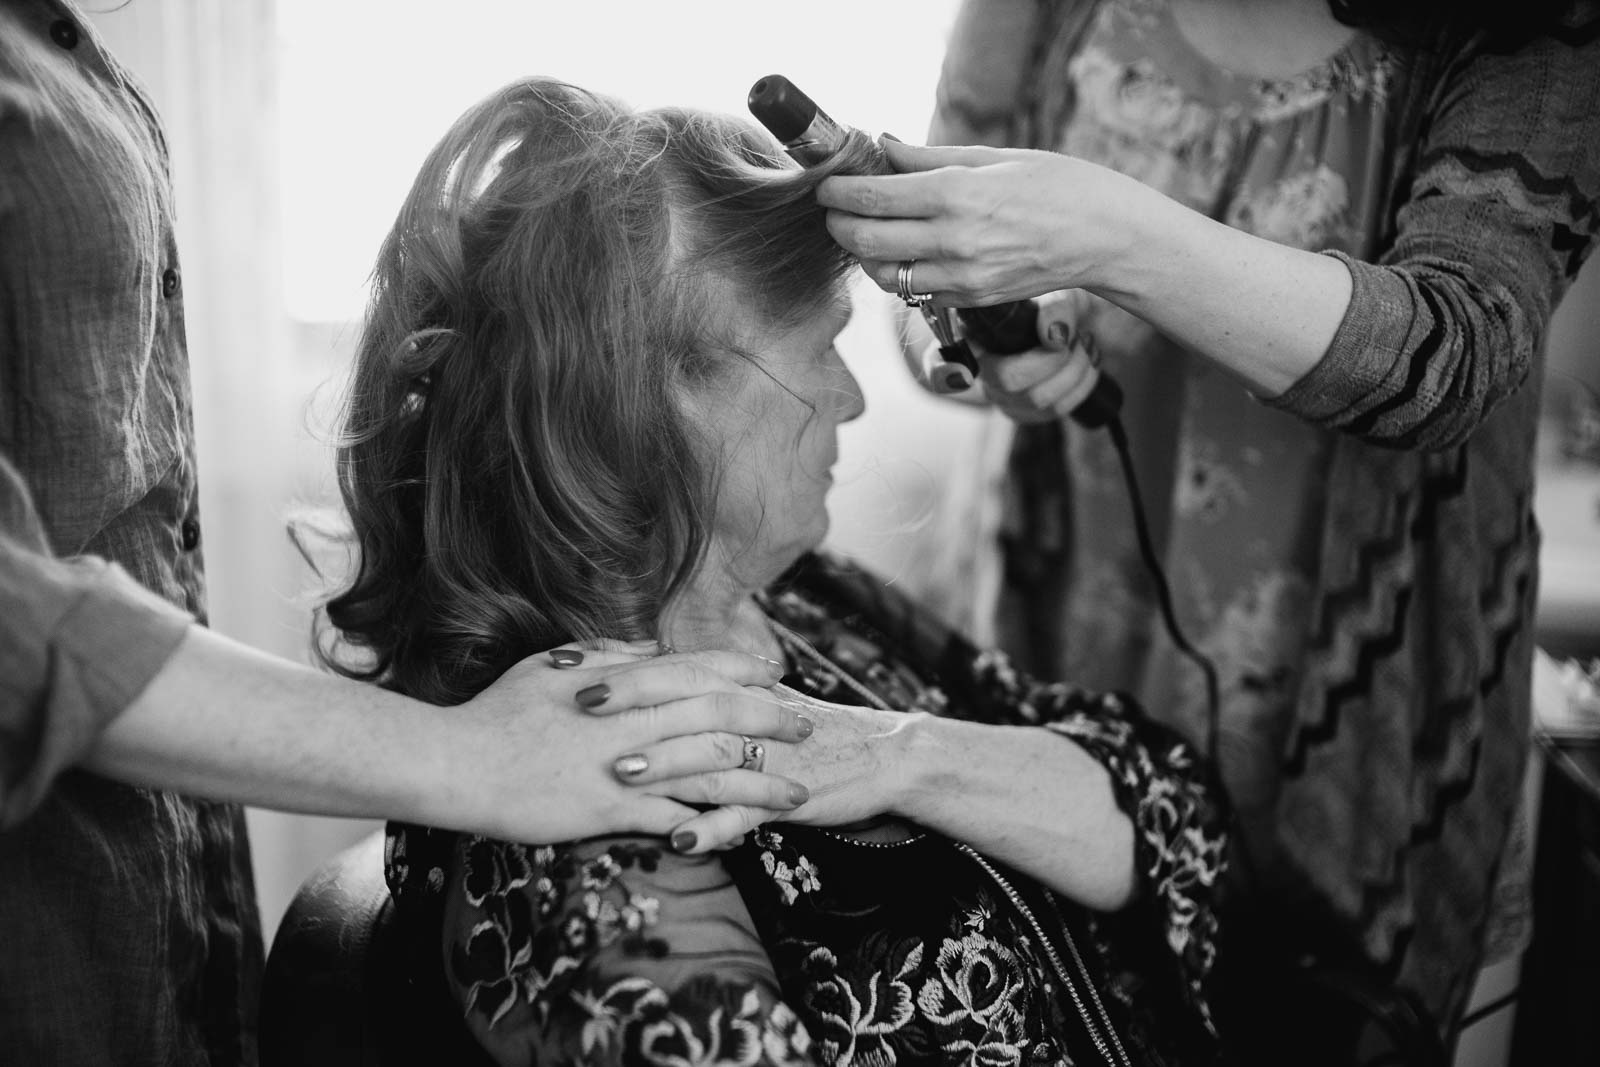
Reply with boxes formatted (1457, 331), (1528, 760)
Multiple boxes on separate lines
(259, 830), (490, 1067)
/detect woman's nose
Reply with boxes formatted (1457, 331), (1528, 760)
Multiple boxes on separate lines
(831, 353), (867, 423)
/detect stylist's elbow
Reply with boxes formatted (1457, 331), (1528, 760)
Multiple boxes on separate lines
(1283, 268), (1541, 452)
(1341, 334), (1535, 453)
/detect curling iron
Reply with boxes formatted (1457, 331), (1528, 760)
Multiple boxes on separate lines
(747, 74), (1123, 429)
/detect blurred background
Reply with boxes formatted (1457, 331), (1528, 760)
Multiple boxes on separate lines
(84, 2), (1599, 1062)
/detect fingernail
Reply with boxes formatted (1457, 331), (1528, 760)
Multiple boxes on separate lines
(879, 131), (902, 143)
(797, 715), (814, 739)
(614, 754), (649, 778)
(575, 683), (610, 708)
(758, 655), (784, 674)
(788, 782), (811, 805)
(549, 649), (584, 667)
(1045, 321), (1072, 348)
(671, 830), (697, 853)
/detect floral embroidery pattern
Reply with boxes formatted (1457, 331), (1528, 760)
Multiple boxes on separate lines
(799, 943), (920, 1065)
(762, 900), (1074, 1067)
(445, 835), (817, 1065)
(573, 978), (814, 1067)
(450, 838), (670, 1031)
(916, 934), (1030, 1056)
(754, 829), (822, 905)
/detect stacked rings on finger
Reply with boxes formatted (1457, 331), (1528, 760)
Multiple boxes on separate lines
(738, 735), (766, 772)
(896, 259), (931, 307)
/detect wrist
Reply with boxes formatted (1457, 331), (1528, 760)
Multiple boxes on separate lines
(886, 712), (961, 818)
(378, 696), (489, 833)
(1084, 180), (1206, 306)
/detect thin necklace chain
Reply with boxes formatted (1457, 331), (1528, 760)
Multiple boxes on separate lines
(765, 615), (895, 712)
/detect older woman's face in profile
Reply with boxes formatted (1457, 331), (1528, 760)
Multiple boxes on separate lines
(698, 292), (865, 581)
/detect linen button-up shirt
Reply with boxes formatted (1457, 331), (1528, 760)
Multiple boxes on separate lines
(1, 1), (263, 1062)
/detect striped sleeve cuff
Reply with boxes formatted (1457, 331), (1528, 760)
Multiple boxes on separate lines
(1264, 251), (1414, 427)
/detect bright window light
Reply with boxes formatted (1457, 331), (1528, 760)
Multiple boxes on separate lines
(278, 0), (961, 322)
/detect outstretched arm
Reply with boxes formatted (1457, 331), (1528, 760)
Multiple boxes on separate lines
(90, 630), (813, 844)
(819, 26), (1600, 448)
(1, 455), (812, 843)
(818, 139), (1352, 399)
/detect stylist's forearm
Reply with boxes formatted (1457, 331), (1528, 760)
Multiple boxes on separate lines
(85, 625), (473, 826)
(1091, 196), (1354, 397)
(895, 715), (1135, 910)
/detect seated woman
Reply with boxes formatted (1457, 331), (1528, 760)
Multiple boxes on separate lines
(320, 77), (1228, 1066)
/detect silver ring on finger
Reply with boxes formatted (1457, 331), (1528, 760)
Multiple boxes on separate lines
(738, 735), (766, 772)
(896, 259), (931, 308)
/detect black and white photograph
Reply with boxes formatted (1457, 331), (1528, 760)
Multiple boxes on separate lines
(3, 1), (1598, 1064)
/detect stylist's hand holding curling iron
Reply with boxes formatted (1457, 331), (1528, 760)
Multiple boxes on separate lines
(974, 289), (1104, 423)
(817, 138), (1354, 399)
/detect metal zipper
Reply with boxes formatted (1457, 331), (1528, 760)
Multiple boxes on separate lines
(1044, 893), (1135, 1067)
(951, 842), (1131, 1067)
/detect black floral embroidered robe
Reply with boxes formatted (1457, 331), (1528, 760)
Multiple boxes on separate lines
(386, 554), (1229, 1066)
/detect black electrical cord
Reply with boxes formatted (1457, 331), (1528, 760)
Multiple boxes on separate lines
(1103, 413), (1223, 758)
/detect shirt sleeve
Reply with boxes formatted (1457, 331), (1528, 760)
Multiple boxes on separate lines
(440, 833), (819, 1067)
(1268, 18), (1600, 450)
(0, 456), (191, 829)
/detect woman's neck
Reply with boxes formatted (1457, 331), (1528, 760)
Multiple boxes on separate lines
(1171, 0), (1356, 80)
(660, 559), (786, 663)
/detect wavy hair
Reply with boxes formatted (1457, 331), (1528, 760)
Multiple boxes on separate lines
(319, 77), (878, 704)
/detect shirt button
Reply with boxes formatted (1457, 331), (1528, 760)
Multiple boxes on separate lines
(162, 268), (181, 299)
(49, 19), (79, 49)
(181, 520), (201, 552)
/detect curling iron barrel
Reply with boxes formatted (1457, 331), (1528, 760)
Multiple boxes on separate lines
(747, 75), (1123, 429)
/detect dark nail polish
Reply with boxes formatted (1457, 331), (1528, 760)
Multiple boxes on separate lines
(575, 683), (610, 708)
(797, 716), (814, 739)
(671, 830), (697, 853)
(788, 782), (810, 805)
(549, 648), (584, 667)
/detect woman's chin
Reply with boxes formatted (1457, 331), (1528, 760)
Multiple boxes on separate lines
(772, 520), (830, 576)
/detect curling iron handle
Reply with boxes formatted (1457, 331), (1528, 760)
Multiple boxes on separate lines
(921, 347), (978, 395)
(958, 302), (1124, 429)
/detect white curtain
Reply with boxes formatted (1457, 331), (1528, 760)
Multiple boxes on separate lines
(89, 0), (377, 945)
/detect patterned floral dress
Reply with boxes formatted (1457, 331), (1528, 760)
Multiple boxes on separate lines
(938, 0), (1398, 867)
(921, 0), (1600, 1036)
(385, 553), (1228, 1066)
